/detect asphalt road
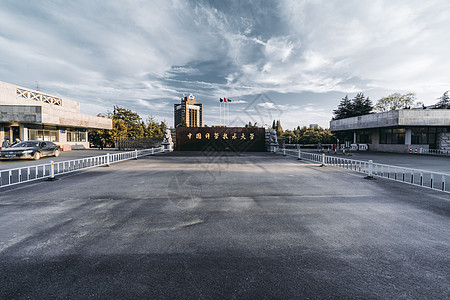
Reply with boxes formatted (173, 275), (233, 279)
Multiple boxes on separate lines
(0, 152), (449, 299)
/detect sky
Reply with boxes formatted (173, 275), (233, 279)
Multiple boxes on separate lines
(0, 0), (449, 129)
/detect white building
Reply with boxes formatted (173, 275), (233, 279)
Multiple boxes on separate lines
(0, 81), (112, 149)
(330, 110), (450, 153)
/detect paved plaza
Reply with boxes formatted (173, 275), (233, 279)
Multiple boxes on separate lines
(0, 152), (449, 299)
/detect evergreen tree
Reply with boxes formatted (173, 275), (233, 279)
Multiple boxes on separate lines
(433, 91), (450, 109)
(352, 93), (373, 116)
(333, 93), (373, 120)
(332, 95), (352, 120)
(276, 120), (283, 137)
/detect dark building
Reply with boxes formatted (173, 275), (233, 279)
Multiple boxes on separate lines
(174, 94), (203, 128)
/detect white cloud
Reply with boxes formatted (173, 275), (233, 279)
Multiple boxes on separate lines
(1, 0), (449, 129)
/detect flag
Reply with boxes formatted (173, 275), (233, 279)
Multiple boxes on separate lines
(224, 98), (227, 102)
(220, 98), (223, 102)
(228, 99), (232, 102)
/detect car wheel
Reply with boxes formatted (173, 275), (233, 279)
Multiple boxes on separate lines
(54, 149), (60, 157)
(33, 152), (41, 160)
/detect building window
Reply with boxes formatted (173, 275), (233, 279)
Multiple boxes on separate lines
(356, 130), (372, 143)
(67, 129), (86, 142)
(411, 127), (441, 146)
(380, 128), (405, 144)
(28, 129), (59, 142)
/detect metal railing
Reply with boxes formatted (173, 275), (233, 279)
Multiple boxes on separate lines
(281, 148), (450, 194)
(0, 147), (165, 188)
(419, 148), (450, 156)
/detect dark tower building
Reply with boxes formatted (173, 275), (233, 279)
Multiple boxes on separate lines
(174, 94), (203, 127)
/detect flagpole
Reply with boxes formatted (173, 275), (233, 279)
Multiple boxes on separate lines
(227, 101), (229, 126)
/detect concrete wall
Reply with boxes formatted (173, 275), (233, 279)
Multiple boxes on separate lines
(330, 110), (450, 131)
(41, 106), (111, 129)
(0, 105), (42, 123)
(0, 81), (80, 113)
(0, 81), (112, 129)
(330, 111), (400, 131)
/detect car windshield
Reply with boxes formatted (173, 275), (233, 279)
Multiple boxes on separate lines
(11, 142), (40, 148)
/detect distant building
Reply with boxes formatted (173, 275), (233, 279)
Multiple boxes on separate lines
(174, 94), (203, 127)
(0, 81), (112, 149)
(330, 110), (450, 152)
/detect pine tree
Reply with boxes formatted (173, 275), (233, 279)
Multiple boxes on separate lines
(352, 93), (373, 117)
(333, 95), (352, 120)
(433, 91), (450, 109)
(333, 94), (373, 120)
(276, 120), (283, 137)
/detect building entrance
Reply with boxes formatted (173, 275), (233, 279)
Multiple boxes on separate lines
(12, 126), (20, 141)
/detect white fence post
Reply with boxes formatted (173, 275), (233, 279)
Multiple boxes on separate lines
(106, 153), (110, 167)
(321, 154), (326, 166)
(283, 148), (286, 156)
(135, 149), (138, 160)
(298, 149), (301, 160)
(49, 160), (55, 180)
(368, 160), (373, 178)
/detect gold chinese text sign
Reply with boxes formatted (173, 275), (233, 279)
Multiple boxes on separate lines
(175, 127), (265, 151)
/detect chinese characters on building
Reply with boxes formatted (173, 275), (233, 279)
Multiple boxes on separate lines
(187, 132), (255, 140)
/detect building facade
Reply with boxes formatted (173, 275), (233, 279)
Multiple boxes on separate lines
(0, 81), (112, 149)
(330, 110), (450, 152)
(174, 94), (203, 128)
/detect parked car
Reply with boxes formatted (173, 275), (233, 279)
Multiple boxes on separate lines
(0, 141), (60, 160)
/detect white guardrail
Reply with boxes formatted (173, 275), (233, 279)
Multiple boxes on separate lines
(280, 148), (450, 194)
(419, 148), (450, 156)
(0, 147), (165, 189)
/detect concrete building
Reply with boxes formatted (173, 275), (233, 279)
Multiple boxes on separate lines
(174, 94), (203, 128)
(0, 81), (112, 149)
(330, 110), (450, 152)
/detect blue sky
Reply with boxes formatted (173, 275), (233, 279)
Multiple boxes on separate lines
(0, 0), (449, 129)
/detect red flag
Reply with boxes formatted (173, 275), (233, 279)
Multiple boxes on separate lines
(224, 98), (227, 102)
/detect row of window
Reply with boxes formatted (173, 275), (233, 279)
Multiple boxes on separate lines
(28, 129), (86, 142)
(356, 127), (449, 145)
(379, 128), (405, 144)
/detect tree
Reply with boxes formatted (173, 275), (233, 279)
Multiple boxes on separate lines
(282, 129), (295, 143)
(111, 106), (146, 137)
(245, 122), (258, 128)
(276, 120), (283, 137)
(333, 93), (373, 120)
(333, 95), (352, 120)
(88, 106), (167, 147)
(294, 126), (335, 144)
(374, 92), (416, 112)
(352, 93), (373, 116)
(433, 91), (450, 109)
